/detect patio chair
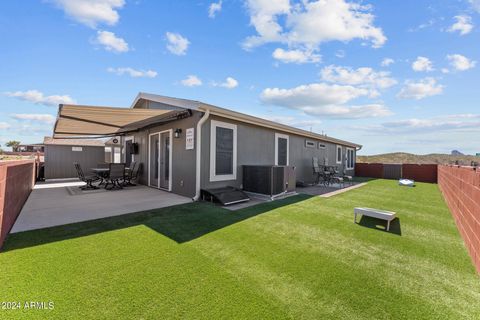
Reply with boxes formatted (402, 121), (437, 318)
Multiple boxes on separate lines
(74, 162), (99, 190)
(104, 163), (125, 190)
(123, 161), (138, 186)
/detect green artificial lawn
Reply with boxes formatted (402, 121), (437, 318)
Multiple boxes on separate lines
(1, 180), (479, 319)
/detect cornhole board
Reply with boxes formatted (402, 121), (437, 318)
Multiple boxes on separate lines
(354, 207), (396, 231)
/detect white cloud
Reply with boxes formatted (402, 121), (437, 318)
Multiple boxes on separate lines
(320, 65), (397, 89)
(397, 78), (444, 100)
(11, 114), (56, 124)
(375, 114), (480, 133)
(166, 32), (190, 55)
(381, 58), (394, 67)
(208, 1), (222, 18)
(448, 15), (473, 35)
(243, 0), (386, 55)
(0, 122), (11, 130)
(96, 30), (129, 52)
(260, 82), (392, 119)
(262, 83), (368, 107)
(447, 54), (476, 71)
(4, 90), (76, 106)
(51, 0), (125, 28)
(181, 75), (202, 87)
(335, 50), (346, 58)
(412, 56), (434, 72)
(107, 67), (157, 78)
(468, 0), (480, 13)
(214, 77), (239, 89)
(272, 48), (320, 64)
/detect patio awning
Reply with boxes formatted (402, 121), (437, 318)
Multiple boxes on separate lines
(53, 104), (191, 138)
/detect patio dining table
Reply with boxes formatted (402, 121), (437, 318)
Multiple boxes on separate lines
(91, 166), (130, 188)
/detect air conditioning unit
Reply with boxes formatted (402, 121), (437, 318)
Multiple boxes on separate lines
(242, 165), (296, 198)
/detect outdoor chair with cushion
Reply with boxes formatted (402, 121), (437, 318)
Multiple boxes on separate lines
(74, 162), (99, 190)
(104, 163), (125, 190)
(123, 161), (139, 186)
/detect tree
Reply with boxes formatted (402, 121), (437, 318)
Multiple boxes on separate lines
(6, 140), (21, 152)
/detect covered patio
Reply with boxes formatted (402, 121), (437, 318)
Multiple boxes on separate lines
(11, 180), (191, 233)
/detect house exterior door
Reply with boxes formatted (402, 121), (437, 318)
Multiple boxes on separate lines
(148, 130), (172, 190)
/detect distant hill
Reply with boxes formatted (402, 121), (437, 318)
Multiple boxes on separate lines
(357, 152), (479, 165)
(451, 150), (464, 156)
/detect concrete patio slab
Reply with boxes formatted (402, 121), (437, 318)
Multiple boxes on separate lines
(11, 182), (191, 233)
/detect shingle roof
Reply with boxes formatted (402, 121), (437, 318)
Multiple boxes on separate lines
(43, 136), (105, 147)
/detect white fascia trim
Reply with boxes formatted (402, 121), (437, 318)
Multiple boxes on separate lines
(274, 133), (289, 165)
(209, 120), (237, 182)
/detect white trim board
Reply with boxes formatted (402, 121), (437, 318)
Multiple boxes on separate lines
(210, 120), (237, 182)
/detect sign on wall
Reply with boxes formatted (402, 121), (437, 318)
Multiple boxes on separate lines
(186, 128), (194, 150)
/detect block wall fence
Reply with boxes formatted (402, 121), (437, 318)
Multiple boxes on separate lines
(438, 165), (480, 273)
(355, 163), (438, 183)
(0, 161), (35, 249)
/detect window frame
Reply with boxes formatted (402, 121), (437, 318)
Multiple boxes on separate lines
(305, 140), (316, 148)
(318, 143), (326, 149)
(336, 145), (342, 164)
(346, 147), (355, 170)
(275, 133), (289, 166)
(209, 120), (237, 182)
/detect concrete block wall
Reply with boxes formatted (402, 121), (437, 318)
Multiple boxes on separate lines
(0, 160), (35, 249)
(438, 165), (480, 273)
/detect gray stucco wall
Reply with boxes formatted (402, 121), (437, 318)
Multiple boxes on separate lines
(200, 115), (355, 190)
(45, 145), (105, 179)
(132, 111), (202, 198)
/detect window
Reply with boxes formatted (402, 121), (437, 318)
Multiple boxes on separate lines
(210, 120), (237, 181)
(318, 143), (326, 149)
(305, 140), (316, 148)
(346, 148), (355, 169)
(275, 133), (289, 165)
(72, 147), (82, 152)
(336, 145), (342, 164)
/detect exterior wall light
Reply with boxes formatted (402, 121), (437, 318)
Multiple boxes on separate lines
(174, 128), (182, 138)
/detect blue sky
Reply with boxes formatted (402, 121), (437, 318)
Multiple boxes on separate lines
(0, 0), (479, 155)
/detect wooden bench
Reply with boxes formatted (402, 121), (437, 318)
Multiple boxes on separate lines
(354, 207), (397, 231)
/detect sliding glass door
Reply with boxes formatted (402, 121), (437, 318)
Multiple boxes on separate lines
(148, 130), (172, 190)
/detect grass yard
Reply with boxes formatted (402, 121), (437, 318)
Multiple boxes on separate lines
(1, 180), (479, 319)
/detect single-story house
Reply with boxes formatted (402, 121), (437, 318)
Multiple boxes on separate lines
(16, 143), (45, 153)
(52, 93), (361, 198)
(44, 137), (105, 179)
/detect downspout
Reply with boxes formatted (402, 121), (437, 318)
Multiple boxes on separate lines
(193, 109), (210, 201)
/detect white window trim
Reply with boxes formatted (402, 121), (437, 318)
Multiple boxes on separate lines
(210, 120), (237, 182)
(274, 133), (289, 165)
(305, 140), (315, 148)
(346, 147), (355, 170)
(336, 145), (342, 164)
(124, 136), (135, 163)
(318, 143), (326, 149)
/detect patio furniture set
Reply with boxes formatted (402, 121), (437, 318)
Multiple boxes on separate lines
(312, 157), (353, 187)
(74, 162), (140, 190)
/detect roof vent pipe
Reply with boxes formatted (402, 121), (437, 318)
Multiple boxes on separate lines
(193, 109), (210, 201)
